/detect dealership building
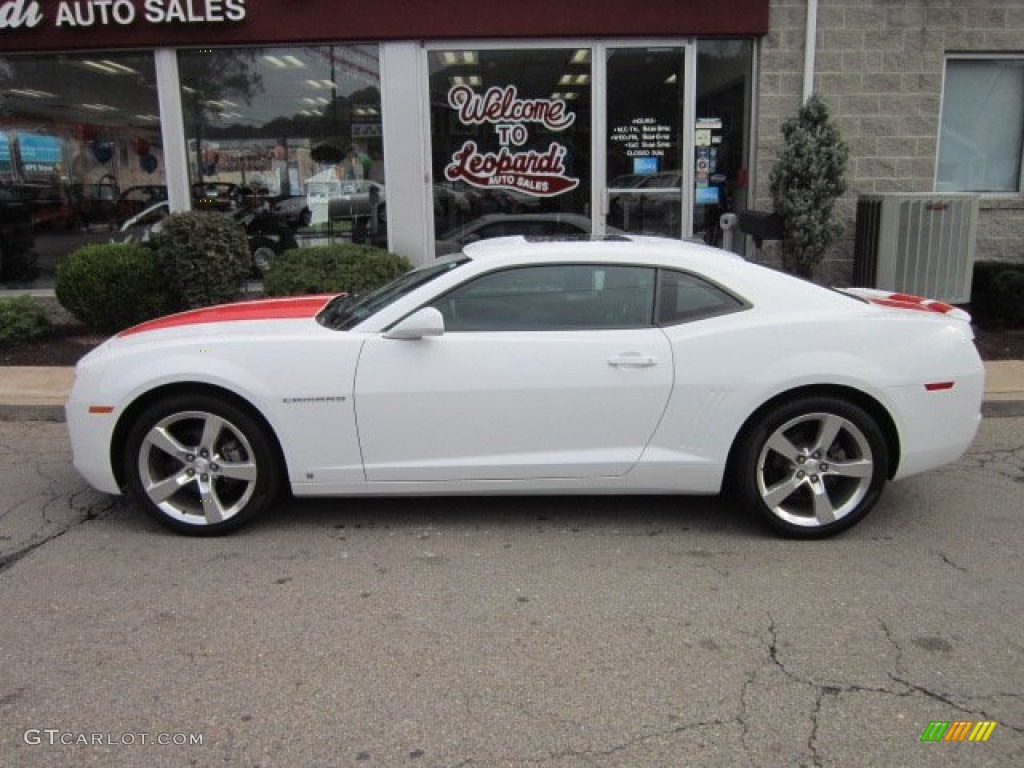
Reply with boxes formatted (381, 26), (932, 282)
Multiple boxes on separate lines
(1, 0), (1022, 294)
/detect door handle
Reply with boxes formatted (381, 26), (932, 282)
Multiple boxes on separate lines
(608, 352), (658, 368)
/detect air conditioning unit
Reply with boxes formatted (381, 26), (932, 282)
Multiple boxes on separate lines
(853, 193), (979, 303)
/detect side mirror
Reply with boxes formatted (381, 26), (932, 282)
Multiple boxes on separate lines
(384, 307), (445, 340)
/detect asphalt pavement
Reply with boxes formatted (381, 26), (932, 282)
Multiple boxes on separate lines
(1, 417), (1022, 767)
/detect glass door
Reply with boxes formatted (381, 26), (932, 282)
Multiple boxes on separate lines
(602, 45), (691, 239)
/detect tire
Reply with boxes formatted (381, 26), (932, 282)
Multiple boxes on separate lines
(123, 394), (281, 535)
(734, 396), (888, 538)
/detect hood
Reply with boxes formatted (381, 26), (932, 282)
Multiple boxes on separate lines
(838, 287), (972, 323)
(117, 294), (338, 337)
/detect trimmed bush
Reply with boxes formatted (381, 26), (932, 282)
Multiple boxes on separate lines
(263, 243), (411, 297)
(150, 211), (251, 310)
(55, 243), (171, 333)
(971, 261), (1024, 328)
(0, 295), (52, 347)
(769, 93), (849, 279)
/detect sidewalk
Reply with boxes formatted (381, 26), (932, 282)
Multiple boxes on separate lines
(3, 362), (1024, 421)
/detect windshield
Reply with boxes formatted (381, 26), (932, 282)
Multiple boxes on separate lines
(317, 257), (469, 330)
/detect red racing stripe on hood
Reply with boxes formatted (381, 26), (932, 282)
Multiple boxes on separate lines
(118, 294), (338, 337)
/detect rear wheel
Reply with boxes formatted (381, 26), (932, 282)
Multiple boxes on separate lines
(124, 395), (280, 535)
(735, 396), (888, 538)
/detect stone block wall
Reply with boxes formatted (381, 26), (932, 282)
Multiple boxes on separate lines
(754, 0), (1024, 283)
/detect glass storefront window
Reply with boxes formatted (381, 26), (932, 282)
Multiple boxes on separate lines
(694, 40), (753, 250)
(0, 52), (162, 286)
(176, 45), (385, 267)
(428, 48), (592, 257)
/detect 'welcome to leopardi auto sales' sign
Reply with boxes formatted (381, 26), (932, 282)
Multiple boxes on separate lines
(0, 0), (246, 29)
(444, 85), (580, 198)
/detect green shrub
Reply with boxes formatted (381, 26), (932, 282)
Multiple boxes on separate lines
(150, 211), (250, 310)
(971, 261), (1024, 328)
(55, 243), (171, 333)
(263, 243), (411, 297)
(0, 295), (52, 347)
(769, 93), (849, 279)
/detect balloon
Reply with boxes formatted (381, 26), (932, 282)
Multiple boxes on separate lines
(140, 153), (158, 173)
(91, 142), (113, 164)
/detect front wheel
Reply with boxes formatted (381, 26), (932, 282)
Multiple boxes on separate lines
(124, 395), (280, 535)
(734, 396), (889, 538)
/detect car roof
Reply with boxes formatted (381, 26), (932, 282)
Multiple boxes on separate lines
(436, 212), (595, 242)
(470, 212), (592, 226)
(460, 234), (738, 265)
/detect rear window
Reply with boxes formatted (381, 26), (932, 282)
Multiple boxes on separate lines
(657, 270), (747, 325)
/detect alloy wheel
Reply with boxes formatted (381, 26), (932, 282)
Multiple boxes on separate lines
(137, 410), (260, 526)
(755, 411), (875, 529)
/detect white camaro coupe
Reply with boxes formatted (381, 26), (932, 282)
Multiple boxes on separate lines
(66, 236), (984, 538)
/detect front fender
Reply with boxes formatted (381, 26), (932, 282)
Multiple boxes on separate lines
(74, 335), (365, 491)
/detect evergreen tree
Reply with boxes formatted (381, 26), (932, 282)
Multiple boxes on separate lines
(769, 94), (849, 279)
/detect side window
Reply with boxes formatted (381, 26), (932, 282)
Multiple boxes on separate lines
(657, 269), (746, 325)
(431, 264), (656, 331)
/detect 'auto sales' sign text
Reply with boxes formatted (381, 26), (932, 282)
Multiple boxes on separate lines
(0, 0), (246, 30)
(444, 85), (579, 198)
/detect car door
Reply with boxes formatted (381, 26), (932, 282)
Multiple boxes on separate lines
(353, 263), (673, 482)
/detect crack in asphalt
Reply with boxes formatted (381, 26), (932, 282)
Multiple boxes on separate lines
(951, 445), (1024, 484)
(807, 686), (830, 768)
(519, 717), (736, 767)
(756, 615), (1024, 767)
(935, 550), (969, 573)
(0, 495), (121, 574)
(0, 422), (124, 574)
(881, 620), (1024, 735)
(765, 616), (829, 768)
(737, 667), (756, 758)
(471, 605), (1020, 767)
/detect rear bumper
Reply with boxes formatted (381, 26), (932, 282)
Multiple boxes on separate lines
(887, 366), (985, 481)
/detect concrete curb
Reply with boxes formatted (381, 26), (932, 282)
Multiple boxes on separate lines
(982, 400), (1024, 419)
(0, 404), (65, 422)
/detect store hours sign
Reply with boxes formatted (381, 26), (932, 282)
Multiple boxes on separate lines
(444, 85), (579, 198)
(0, 0), (247, 29)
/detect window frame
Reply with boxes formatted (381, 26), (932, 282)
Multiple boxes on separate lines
(936, 54), (1024, 197)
